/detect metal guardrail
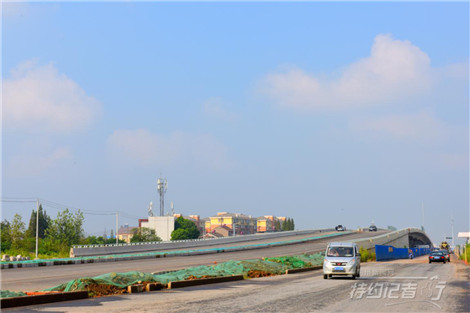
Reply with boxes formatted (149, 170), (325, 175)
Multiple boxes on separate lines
(72, 230), (324, 249)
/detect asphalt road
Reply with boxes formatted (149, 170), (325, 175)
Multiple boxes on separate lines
(5, 255), (468, 313)
(1, 231), (382, 292)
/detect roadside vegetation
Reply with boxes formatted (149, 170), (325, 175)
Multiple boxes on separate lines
(131, 227), (161, 242)
(2, 208), (295, 259)
(171, 216), (200, 240)
(281, 218), (295, 231)
(457, 243), (470, 263)
(1, 206), (125, 259)
(359, 246), (376, 262)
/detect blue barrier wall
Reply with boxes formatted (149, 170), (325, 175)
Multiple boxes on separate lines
(375, 245), (430, 261)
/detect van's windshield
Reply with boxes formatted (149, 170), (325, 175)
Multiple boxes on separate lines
(327, 247), (354, 257)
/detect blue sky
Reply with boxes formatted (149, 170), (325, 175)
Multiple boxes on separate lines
(2, 2), (469, 244)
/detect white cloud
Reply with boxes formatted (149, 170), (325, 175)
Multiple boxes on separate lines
(259, 34), (433, 111)
(203, 97), (237, 121)
(3, 60), (101, 132)
(7, 147), (72, 177)
(107, 129), (233, 171)
(440, 60), (469, 80)
(2, 2), (31, 20)
(349, 111), (449, 144)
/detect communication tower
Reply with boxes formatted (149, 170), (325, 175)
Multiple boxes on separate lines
(157, 177), (168, 216)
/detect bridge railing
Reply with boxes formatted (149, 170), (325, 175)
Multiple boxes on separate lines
(70, 229), (332, 257)
(349, 228), (431, 251)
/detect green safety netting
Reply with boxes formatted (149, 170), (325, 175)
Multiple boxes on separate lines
(44, 271), (158, 292)
(0, 290), (27, 298)
(41, 253), (324, 293)
(264, 253), (324, 269)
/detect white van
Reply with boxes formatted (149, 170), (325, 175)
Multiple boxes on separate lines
(323, 242), (360, 279)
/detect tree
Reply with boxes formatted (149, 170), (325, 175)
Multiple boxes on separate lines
(171, 228), (192, 240)
(171, 217), (200, 240)
(282, 218), (288, 231)
(10, 214), (26, 250)
(131, 227), (161, 242)
(45, 209), (84, 246)
(26, 205), (50, 239)
(282, 218), (294, 231)
(387, 226), (397, 231)
(274, 219), (281, 231)
(85, 235), (125, 245)
(1, 220), (12, 252)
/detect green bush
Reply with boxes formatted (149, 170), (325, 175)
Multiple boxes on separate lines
(458, 244), (470, 262)
(170, 217), (200, 240)
(359, 247), (376, 262)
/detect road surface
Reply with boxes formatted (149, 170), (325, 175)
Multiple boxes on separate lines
(2, 231), (381, 292)
(4, 255), (468, 312)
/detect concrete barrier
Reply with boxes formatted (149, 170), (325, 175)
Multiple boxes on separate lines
(0, 291), (89, 308)
(285, 266), (322, 274)
(168, 275), (244, 289)
(145, 283), (164, 292)
(127, 284), (144, 293)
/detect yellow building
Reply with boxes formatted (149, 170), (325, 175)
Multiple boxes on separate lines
(256, 217), (271, 232)
(117, 225), (136, 243)
(205, 212), (257, 236)
(257, 215), (282, 232)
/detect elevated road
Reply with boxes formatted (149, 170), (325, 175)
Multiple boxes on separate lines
(2, 230), (384, 292)
(71, 229), (336, 257)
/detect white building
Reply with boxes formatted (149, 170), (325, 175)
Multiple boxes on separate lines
(140, 216), (175, 241)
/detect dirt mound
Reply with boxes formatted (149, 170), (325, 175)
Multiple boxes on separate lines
(185, 275), (214, 280)
(87, 284), (126, 297)
(247, 270), (274, 278)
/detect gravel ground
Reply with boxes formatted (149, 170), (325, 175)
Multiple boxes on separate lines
(2, 231), (377, 292)
(4, 255), (468, 313)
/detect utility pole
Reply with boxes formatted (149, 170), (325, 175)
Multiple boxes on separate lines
(35, 199), (39, 259)
(451, 212), (455, 248)
(115, 212), (119, 244)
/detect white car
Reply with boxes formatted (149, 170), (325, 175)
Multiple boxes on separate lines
(323, 242), (360, 279)
(335, 225), (346, 231)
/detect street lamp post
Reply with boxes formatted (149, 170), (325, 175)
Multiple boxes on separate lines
(35, 199), (39, 259)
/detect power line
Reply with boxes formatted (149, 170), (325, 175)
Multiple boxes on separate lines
(1, 197), (37, 200)
(40, 202), (116, 216)
(1, 199), (37, 203)
(39, 198), (114, 214)
(2, 197), (143, 220)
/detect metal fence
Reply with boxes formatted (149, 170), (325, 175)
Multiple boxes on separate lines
(375, 244), (430, 261)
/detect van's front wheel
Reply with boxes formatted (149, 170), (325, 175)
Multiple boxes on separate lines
(323, 274), (328, 279)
